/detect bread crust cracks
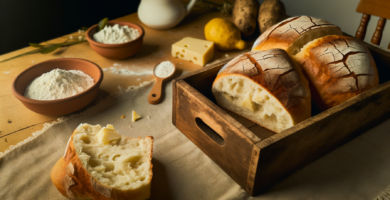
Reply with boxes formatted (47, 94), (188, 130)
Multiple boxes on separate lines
(66, 162), (74, 175)
(311, 37), (375, 92)
(90, 173), (112, 198)
(63, 174), (75, 198)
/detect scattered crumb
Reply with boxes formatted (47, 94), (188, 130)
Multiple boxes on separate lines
(121, 115), (125, 118)
(78, 36), (83, 41)
(129, 125), (132, 128)
(225, 54), (229, 58)
(114, 63), (119, 66)
(3, 71), (10, 74)
(147, 116), (150, 119)
(32, 61), (35, 63)
(137, 78), (140, 81)
(69, 36), (74, 39)
(103, 68), (108, 71)
(8, 119), (12, 123)
(5, 138), (7, 142)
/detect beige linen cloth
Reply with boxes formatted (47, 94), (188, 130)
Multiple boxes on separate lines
(1, 79), (390, 200)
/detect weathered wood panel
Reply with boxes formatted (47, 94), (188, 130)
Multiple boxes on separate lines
(174, 80), (261, 194)
(253, 81), (390, 194)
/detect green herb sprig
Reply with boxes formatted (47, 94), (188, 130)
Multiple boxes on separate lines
(0, 39), (85, 63)
(98, 17), (108, 31)
(0, 17), (108, 63)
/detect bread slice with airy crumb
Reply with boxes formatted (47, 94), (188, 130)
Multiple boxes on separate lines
(51, 124), (153, 200)
(212, 49), (311, 133)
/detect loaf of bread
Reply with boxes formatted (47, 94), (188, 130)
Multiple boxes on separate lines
(212, 49), (311, 133)
(252, 16), (343, 55)
(51, 124), (153, 200)
(294, 35), (379, 109)
(251, 15), (379, 110)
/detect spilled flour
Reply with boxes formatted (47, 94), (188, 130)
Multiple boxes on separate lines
(103, 66), (153, 76)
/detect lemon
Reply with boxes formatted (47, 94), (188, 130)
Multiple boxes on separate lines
(204, 18), (246, 51)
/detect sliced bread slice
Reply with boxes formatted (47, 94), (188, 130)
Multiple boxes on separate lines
(212, 49), (311, 133)
(51, 124), (153, 200)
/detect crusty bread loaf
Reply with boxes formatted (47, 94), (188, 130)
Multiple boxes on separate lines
(252, 16), (343, 55)
(51, 124), (153, 200)
(212, 49), (311, 133)
(293, 35), (379, 109)
(251, 15), (379, 110)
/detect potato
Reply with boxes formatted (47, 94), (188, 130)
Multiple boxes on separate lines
(258, 0), (287, 33)
(233, 0), (259, 37)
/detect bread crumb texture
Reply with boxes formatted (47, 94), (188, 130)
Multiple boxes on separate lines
(213, 49), (311, 132)
(214, 75), (292, 132)
(73, 124), (153, 191)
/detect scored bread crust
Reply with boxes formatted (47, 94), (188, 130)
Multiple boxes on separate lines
(293, 35), (379, 109)
(212, 49), (311, 133)
(51, 129), (153, 200)
(251, 16), (343, 55)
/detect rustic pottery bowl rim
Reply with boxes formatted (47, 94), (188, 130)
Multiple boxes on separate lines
(85, 21), (145, 48)
(12, 58), (103, 105)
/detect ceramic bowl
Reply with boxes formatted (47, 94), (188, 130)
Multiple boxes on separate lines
(12, 58), (103, 116)
(85, 21), (145, 59)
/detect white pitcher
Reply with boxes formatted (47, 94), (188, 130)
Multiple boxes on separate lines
(138, 0), (198, 29)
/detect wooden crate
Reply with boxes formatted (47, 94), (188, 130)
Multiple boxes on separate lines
(172, 42), (390, 196)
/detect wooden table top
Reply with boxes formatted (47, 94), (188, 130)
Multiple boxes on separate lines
(0, 12), (255, 153)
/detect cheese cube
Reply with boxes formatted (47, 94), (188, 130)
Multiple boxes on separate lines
(172, 37), (214, 66)
(132, 110), (141, 122)
(97, 125), (121, 144)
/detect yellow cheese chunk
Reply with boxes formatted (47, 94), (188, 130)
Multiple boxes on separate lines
(172, 37), (214, 66)
(97, 125), (121, 144)
(132, 110), (141, 122)
(242, 94), (255, 112)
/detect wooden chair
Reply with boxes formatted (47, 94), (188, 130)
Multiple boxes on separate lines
(355, 0), (390, 49)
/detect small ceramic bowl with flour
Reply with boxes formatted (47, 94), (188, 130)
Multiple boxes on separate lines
(86, 21), (145, 59)
(12, 58), (103, 116)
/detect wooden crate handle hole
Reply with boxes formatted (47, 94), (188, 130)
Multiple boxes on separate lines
(195, 117), (225, 146)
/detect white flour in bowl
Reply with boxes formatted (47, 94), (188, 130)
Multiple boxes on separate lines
(24, 68), (95, 100)
(93, 24), (140, 44)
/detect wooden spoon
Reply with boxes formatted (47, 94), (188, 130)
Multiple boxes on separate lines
(148, 61), (176, 104)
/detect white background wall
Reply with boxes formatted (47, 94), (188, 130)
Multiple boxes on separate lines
(263, 0), (390, 49)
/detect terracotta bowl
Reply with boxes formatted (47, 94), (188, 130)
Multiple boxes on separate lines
(86, 21), (145, 59)
(12, 58), (103, 116)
